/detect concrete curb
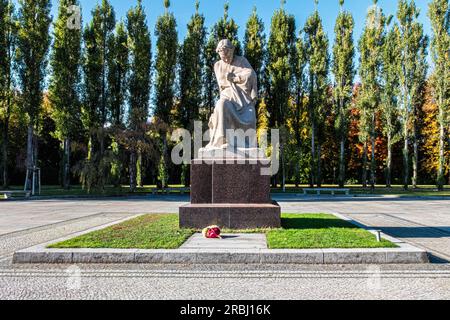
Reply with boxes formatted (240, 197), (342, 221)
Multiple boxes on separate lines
(12, 212), (429, 265)
(13, 242), (428, 264)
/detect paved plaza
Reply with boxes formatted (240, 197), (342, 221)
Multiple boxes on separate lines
(0, 194), (449, 299)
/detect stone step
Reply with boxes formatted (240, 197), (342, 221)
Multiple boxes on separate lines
(179, 203), (281, 229)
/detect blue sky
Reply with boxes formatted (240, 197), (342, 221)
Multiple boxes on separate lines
(62, 0), (432, 48)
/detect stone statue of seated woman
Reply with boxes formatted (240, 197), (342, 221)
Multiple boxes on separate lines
(202, 39), (261, 158)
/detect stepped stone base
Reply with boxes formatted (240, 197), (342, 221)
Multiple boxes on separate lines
(191, 159), (271, 204)
(179, 202), (281, 229)
(181, 154), (281, 230)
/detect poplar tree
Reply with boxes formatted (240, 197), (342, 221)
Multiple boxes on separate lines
(428, 0), (450, 190)
(291, 33), (307, 187)
(108, 21), (128, 127)
(266, 0), (296, 189)
(213, 2), (241, 54)
(411, 33), (428, 189)
(204, 36), (217, 119)
(358, 0), (385, 189)
(154, 0), (177, 188)
(304, 0), (330, 187)
(49, 0), (82, 190)
(381, 18), (401, 187)
(332, 0), (355, 187)
(177, 1), (206, 186)
(0, 0), (17, 188)
(107, 21), (128, 188)
(81, 0), (115, 192)
(16, 0), (52, 193)
(178, 0), (206, 130)
(244, 6), (266, 97)
(397, 0), (428, 189)
(127, 0), (151, 191)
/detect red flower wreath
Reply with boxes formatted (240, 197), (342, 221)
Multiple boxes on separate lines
(202, 225), (222, 239)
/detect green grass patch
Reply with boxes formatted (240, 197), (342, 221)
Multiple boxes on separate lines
(267, 214), (397, 249)
(48, 213), (396, 250)
(48, 214), (195, 249)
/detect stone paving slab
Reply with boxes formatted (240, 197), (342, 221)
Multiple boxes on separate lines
(181, 233), (268, 249)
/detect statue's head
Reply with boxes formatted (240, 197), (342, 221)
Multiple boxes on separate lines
(216, 39), (235, 64)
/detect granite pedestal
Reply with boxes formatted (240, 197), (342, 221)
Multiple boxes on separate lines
(179, 157), (281, 229)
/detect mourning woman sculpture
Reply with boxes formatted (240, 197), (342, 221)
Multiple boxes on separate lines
(205, 39), (258, 150)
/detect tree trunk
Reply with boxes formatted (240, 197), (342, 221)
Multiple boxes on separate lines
(412, 134), (418, 189)
(63, 138), (71, 190)
(386, 133), (392, 188)
(129, 151), (137, 192)
(161, 134), (168, 189)
(362, 141), (368, 188)
(280, 140), (286, 192)
(2, 119), (9, 188)
(338, 138), (345, 188)
(317, 144), (322, 188)
(99, 129), (105, 156)
(87, 135), (93, 161)
(24, 124), (34, 191)
(33, 131), (39, 194)
(310, 123), (316, 187)
(403, 135), (409, 190)
(137, 151), (144, 188)
(437, 121), (445, 191)
(370, 114), (376, 190)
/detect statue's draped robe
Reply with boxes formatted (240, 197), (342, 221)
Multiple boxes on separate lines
(206, 56), (258, 149)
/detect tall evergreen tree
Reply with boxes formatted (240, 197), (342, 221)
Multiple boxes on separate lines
(244, 5), (267, 154)
(266, 0), (296, 189)
(154, 0), (177, 188)
(178, 0), (206, 131)
(358, 0), (385, 189)
(244, 6), (266, 98)
(127, 0), (151, 191)
(81, 0), (115, 192)
(108, 21), (128, 127)
(213, 2), (241, 54)
(177, 1), (206, 186)
(411, 31), (428, 189)
(304, 0), (330, 187)
(0, 0), (17, 188)
(287, 32), (307, 187)
(428, 0), (450, 190)
(107, 21), (128, 188)
(16, 0), (52, 194)
(49, 0), (82, 190)
(332, 0), (355, 187)
(397, 0), (428, 189)
(381, 17), (401, 187)
(204, 35), (217, 119)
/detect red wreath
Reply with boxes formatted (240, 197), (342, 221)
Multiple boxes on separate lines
(202, 225), (222, 239)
